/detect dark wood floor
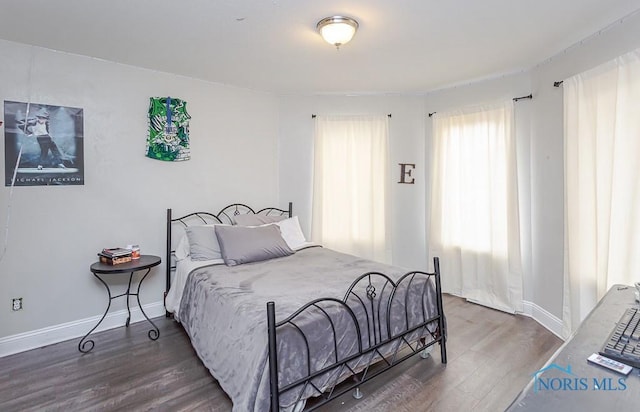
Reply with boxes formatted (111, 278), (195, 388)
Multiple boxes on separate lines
(0, 295), (562, 412)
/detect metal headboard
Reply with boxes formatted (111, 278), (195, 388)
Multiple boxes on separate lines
(165, 202), (292, 316)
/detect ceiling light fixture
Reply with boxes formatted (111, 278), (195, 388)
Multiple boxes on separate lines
(317, 16), (359, 49)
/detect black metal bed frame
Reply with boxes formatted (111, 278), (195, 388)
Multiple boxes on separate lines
(165, 202), (447, 411)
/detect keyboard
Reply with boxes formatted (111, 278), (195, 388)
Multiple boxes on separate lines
(600, 307), (640, 368)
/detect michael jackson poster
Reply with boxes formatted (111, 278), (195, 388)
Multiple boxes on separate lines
(4, 101), (84, 186)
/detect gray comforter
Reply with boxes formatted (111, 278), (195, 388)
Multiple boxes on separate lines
(177, 246), (439, 412)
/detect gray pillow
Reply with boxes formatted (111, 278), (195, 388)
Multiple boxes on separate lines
(185, 225), (223, 261)
(233, 213), (287, 226)
(215, 224), (294, 266)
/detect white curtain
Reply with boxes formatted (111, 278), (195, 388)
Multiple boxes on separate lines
(430, 101), (523, 313)
(312, 115), (391, 263)
(563, 48), (640, 336)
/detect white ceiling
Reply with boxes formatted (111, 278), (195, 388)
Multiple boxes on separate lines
(1, 1), (639, 95)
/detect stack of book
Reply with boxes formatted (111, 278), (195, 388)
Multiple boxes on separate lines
(98, 247), (132, 265)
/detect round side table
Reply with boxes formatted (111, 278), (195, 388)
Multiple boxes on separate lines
(78, 255), (161, 353)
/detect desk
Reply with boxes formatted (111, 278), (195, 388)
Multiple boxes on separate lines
(78, 255), (161, 353)
(507, 285), (640, 411)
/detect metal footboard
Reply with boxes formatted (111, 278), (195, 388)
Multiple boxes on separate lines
(267, 257), (447, 411)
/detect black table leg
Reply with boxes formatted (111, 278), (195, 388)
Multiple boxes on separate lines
(125, 271), (133, 327)
(78, 273), (112, 353)
(136, 268), (160, 340)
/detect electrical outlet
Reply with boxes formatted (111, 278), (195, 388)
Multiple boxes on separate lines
(12, 298), (22, 311)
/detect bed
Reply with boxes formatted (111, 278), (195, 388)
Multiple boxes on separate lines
(164, 202), (447, 411)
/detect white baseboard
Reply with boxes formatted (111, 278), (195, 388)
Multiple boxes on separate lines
(0, 300), (166, 358)
(521, 300), (565, 340)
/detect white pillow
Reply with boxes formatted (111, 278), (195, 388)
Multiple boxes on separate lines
(275, 216), (307, 250)
(175, 234), (190, 261)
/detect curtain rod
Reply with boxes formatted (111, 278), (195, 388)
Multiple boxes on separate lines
(312, 114), (392, 118)
(554, 81), (564, 87)
(428, 93), (533, 117)
(513, 94), (532, 102)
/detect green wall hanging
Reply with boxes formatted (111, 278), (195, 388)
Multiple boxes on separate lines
(146, 96), (191, 161)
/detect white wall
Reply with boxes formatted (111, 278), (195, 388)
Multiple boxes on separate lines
(278, 78), (532, 278)
(278, 10), (640, 330)
(0, 40), (280, 341)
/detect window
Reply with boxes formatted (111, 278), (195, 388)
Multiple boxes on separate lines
(430, 102), (523, 313)
(311, 115), (390, 263)
(563, 48), (640, 335)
